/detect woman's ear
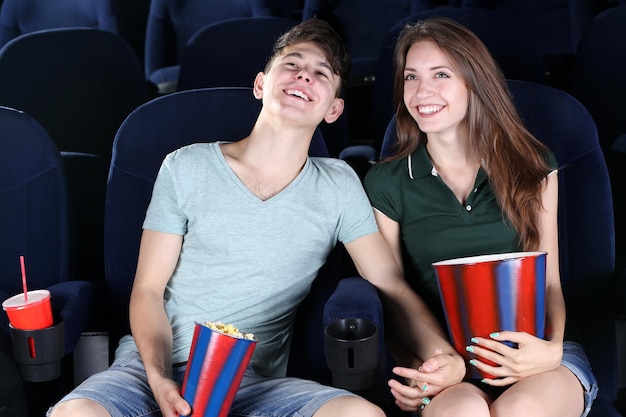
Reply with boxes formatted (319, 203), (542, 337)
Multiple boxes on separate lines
(253, 72), (265, 100)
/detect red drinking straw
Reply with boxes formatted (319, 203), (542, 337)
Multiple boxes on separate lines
(20, 255), (28, 302)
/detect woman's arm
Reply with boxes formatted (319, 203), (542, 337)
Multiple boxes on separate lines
(469, 172), (565, 385)
(539, 171), (566, 344)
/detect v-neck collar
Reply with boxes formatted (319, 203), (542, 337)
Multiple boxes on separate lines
(213, 141), (311, 204)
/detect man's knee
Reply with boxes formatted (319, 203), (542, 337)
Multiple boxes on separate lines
(47, 398), (111, 417)
(314, 395), (385, 417)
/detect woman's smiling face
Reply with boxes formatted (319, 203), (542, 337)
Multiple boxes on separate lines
(402, 40), (469, 140)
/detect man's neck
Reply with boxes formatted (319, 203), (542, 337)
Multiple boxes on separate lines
(220, 120), (315, 201)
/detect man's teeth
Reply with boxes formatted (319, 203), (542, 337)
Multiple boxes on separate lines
(419, 105), (443, 114)
(287, 90), (310, 101)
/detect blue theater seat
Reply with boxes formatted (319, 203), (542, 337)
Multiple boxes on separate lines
(0, 106), (95, 360)
(144, 0), (272, 92)
(0, 0), (119, 49)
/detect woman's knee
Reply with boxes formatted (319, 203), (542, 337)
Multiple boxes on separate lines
(490, 392), (544, 417)
(423, 383), (490, 417)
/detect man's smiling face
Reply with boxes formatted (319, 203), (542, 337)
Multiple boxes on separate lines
(254, 41), (344, 126)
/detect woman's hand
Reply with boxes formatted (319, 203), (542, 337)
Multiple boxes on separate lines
(467, 331), (563, 386)
(388, 348), (466, 412)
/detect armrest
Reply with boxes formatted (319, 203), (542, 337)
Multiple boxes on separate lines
(323, 276), (384, 345)
(48, 281), (96, 355)
(0, 290), (9, 333)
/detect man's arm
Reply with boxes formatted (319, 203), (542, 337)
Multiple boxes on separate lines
(129, 229), (191, 417)
(344, 232), (465, 395)
(344, 232), (450, 359)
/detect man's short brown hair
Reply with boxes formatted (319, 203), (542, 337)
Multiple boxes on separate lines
(265, 18), (351, 90)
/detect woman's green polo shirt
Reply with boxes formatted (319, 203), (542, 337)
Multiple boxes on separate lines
(364, 144), (521, 324)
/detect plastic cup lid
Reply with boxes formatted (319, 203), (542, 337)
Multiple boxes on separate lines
(2, 289), (50, 310)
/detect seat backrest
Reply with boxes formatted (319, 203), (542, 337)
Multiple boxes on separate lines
(177, 16), (298, 91)
(144, 0), (272, 84)
(461, 0), (592, 56)
(0, 106), (71, 303)
(302, 0), (431, 82)
(507, 79), (617, 414)
(104, 87), (328, 350)
(267, 0), (303, 18)
(570, 5), (626, 273)
(571, 5), (626, 153)
(0, 0), (119, 49)
(0, 28), (148, 160)
(373, 7), (545, 152)
(381, 80), (618, 412)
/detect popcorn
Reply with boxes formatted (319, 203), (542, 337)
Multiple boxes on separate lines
(202, 321), (255, 340)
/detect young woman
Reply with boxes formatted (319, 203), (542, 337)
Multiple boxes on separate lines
(364, 17), (597, 417)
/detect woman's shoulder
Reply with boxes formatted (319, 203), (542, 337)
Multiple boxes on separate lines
(363, 159), (410, 198)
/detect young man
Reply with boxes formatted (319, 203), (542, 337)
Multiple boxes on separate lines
(48, 19), (464, 417)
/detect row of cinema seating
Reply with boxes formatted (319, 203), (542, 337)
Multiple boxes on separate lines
(0, 0), (623, 153)
(0, 0), (624, 415)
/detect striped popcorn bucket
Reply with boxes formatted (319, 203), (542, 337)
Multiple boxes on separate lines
(433, 252), (546, 379)
(180, 322), (257, 417)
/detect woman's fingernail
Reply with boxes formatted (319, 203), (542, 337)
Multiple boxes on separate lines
(422, 397), (431, 405)
(470, 337), (479, 343)
(490, 332), (499, 338)
(422, 383), (429, 392)
(469, 359), (477, 366)
(466, 345), (475, 353)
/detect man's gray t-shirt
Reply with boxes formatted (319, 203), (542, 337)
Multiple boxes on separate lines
(116, 142), (378, 377)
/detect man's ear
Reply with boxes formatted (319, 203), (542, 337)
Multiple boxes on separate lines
(253, 72), (265, 99)
(323, 97), (344, 124)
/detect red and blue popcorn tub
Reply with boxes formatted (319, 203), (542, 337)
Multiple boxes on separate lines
(181, 322), (257, 417)
(433, 252), (546, 379)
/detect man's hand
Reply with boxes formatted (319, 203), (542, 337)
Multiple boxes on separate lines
(150, 374), (192, 417)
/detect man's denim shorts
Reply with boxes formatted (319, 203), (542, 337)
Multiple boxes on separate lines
(47, 351), (356, 417)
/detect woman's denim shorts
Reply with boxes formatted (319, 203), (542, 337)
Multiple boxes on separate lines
(561, 341), (598, 417)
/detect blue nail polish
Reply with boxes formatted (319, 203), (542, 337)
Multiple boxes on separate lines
(422, 397), (431, 405)
(469, 359), (477, 366)
(470, 337), (478, 343)
(490, 332), (499, 338)
(466, 345), (474, 353)
(422, 384), (429, 392)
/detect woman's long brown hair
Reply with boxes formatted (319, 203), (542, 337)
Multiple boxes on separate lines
(387, 17), (551, 250)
